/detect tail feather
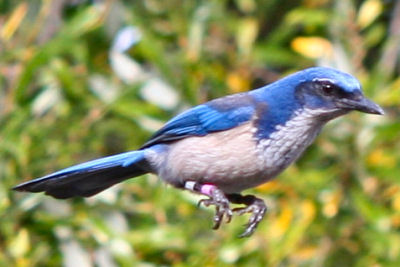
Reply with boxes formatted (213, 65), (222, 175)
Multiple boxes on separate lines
(13, 150), (149, 199)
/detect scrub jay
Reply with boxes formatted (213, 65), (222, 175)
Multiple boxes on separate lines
(13, 67), (384, 237)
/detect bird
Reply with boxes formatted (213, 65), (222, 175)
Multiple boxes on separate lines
(13, 67), (384, 237)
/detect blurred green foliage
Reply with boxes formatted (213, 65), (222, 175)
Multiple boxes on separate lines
(1, 0), (399, 266)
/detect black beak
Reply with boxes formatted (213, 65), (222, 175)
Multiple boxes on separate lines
(338, 97), (384, 115)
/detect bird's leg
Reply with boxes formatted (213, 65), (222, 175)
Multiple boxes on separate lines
(184, 181), (233, 230)
(227, 193), (267, 237)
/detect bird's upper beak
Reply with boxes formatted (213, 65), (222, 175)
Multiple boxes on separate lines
(338, 96), (384, 115)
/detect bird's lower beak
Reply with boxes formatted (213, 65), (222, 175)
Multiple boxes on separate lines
(339, 97), (384, 115)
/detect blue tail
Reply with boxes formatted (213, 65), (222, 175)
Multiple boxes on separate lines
(13, 150), (148, 199)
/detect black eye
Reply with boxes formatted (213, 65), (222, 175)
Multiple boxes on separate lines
(315, 80), (346, 98)
(321, 82), (334, 95)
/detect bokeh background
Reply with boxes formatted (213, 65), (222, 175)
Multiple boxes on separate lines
(1, 0), (399, 266)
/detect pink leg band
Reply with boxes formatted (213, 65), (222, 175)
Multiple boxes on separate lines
(200, 184), (215, 196)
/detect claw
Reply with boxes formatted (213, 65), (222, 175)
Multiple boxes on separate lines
(229, 194), (267, 237)
(186, 182), (267, 236)
(197, 198), (209, 207)
(197, 186), (233, 230)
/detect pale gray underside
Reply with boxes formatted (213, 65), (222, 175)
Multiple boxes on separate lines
(145, 108), (329, 193)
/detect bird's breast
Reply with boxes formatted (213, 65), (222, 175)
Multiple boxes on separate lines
(255, 109), (323, 174)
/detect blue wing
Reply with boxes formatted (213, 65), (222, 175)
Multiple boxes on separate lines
(141, 93), (257, 148)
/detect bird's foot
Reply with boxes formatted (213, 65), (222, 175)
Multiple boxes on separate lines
(183, 182), (267, 236)
(184, 182), (233, 230)
(228, 194), (267, 237)
(198, 186), (233, 229)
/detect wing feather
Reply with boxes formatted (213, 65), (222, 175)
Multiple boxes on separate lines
(141, 93), (257, 148)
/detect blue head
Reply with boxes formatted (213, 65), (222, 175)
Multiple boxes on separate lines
(252, 67), (384, 138)
(289, 67), (384, 119)
(255, 67), (384, 120)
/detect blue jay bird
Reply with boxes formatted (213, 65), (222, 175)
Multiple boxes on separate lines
(13, 67), (384, 237)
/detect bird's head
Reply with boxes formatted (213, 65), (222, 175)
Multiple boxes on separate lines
(292, 67), (384, 120)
